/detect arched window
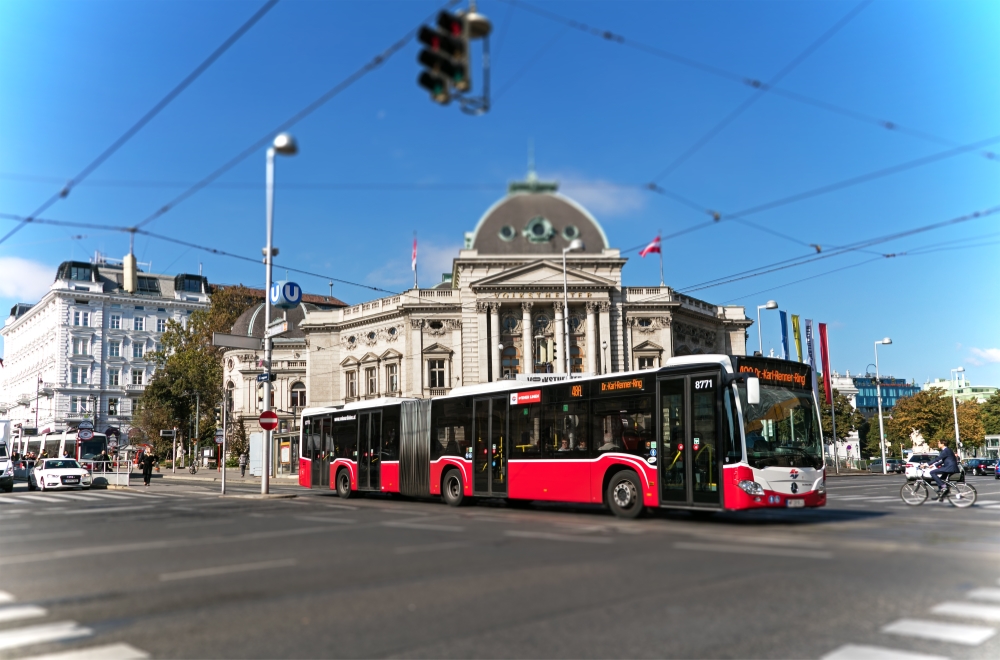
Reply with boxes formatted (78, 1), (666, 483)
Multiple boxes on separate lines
(570, 344), (584, 373)
(290, 382), (306, 408)
(501, 345), (520, 378)
(226, 381), (235, 412)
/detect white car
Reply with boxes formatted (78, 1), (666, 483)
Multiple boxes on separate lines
(29, 459), (92, 491)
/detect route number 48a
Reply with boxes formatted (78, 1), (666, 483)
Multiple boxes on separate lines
(694, 379), (713, 390)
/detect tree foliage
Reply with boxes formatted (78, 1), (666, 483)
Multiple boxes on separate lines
(881, 388), (984, 452)
(980, 392), (1000, 436)
(817, 377), (865, 441)
(135, 285), (257, 457)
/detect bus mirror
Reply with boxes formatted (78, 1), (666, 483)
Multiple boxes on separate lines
(746, 377), (761, 405)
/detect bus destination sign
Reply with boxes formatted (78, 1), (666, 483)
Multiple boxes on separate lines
(597, 377), (645, 395)
(734, 357), (809, 388)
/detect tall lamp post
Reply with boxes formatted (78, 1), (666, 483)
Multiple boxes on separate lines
(262, 132), (297, 495)
(950, 366), (965, 458)
(562, 238), (585, 375)
(874, 337), (892, 475)
(756, 300), (778, 355)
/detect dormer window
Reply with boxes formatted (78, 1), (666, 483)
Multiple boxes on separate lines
(137, 277), (160, 294)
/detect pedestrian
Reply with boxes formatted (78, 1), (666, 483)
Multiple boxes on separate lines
(98, 449), (111, 472)
(239, 452), (248, 478)
(139, 447), (157, 487)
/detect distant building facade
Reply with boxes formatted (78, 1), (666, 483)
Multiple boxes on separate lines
(923, 375), (997, 403)
(853, 375), (920, 417)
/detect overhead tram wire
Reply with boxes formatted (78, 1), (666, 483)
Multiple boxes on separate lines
(502, 0), (999, 166)
(131, 0), (460, 233)
(0, 0), (280, 247)
(649, 0), (872, 183)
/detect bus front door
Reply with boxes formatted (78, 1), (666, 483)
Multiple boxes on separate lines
(473, 396), (508, 496)
(659, 373), (722, 508)
(357, 411), (382, 491)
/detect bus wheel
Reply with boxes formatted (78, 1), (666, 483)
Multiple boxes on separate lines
(607, 471), (644, 519)
(442, 469), (465, 507)
(336, 469), (353, 499)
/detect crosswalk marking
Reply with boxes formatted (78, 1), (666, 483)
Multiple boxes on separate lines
(881, 618), (996, 645)
(0, 591), (14, 604)
(931, 601), (1000, 622)
(970, 588), (1000, 602)
(821, 644), (947, 660)
(0, 621), (92, 652)
(0, 604), (46, 623)
(18, 642), (150, 660)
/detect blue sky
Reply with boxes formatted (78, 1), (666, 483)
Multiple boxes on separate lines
(1, 0), (998, 387)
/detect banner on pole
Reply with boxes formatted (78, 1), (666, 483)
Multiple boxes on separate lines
(818, 322), (833, 405)
(805, 319), (820, 406)
(779, 311), (790, 360)
(791, 314), (803, 363)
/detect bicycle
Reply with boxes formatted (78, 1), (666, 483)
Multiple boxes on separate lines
(188, 462), (198, 475)
(900, 466), (976, 508)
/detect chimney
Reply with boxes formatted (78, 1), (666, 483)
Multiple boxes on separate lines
(123, 252), (137, 293)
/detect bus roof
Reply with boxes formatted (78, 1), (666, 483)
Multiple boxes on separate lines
(301, 396), (415, 417)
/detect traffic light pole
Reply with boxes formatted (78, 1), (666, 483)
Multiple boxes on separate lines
(262, 145), (276, 496)
(221, 390), (227, 496)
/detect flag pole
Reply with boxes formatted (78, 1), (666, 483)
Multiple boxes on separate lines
(658, 230), (664, 286)
(412, 231), (418, 290)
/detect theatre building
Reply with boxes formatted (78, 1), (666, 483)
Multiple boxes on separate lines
(301, 172), (751, 407)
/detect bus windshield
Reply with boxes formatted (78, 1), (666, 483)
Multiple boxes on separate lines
(738, 383), (823, 470)
(79, 438), (107, 460)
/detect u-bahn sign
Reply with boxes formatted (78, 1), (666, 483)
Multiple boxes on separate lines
(269, 281), (302, 310)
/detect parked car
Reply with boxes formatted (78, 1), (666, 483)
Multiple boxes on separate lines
(869, 458), (904, 474)
(29, 458), (92, 491)
(963, 458), (997, 476)
(905, 453), (966, 481)
(996, 462), (1000, 480)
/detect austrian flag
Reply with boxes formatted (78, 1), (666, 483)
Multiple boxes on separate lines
(639, 235), (661, 258)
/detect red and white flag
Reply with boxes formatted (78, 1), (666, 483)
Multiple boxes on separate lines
(639, 235), (661, 258)
(411, 236), (417, 272)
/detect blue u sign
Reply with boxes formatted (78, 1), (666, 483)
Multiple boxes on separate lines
(269, 280), (302, 309)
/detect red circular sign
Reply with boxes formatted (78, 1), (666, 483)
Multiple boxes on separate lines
(78, 429), (94, 440)
(259, 410), (279, 431)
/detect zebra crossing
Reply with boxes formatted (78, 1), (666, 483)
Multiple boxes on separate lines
(0, 489), (195, 508)
(0, 590), (147, 659)
(821, 579), (1000, 659)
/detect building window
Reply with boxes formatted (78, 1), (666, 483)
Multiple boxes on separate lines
(133, 317), (145, 331)
(386, 364), (399, 393)
(109, 314), (121, 329)
(107, 397), (119, 416)
(108, 341), (120, 357)
(366, 367), (378, 395)
(73, 310), (89, 326)
(131, 369), (144, 385)
(137, 277), (159, 294)
(156, 318), (167, 332)
(133, 342), (145, 359)
(428, 359), (446, 388)
(570, 345), (584, 373)
(346, 371), (358, 398)
(638, 356), (656, 370)
(70, 396), (88, 413)
(501, 346), (519, 378)
(109, 368), (120, 386)
(290, 382), (306, 408)
(71, 366), (88, 384)
(69, 266), (90, 281)
(72, 338), (89, 355)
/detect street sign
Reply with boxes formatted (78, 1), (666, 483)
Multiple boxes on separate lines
(78, 429), (94, 440)
(212, 332), (263, 350)
(256, 373), (273, 383)
(259, 410), (279, 431)
(78, 420), (94, 430)
(265, 319), (288, 339)
(214, 432), (224, 445)
(269, 281), (302, 309)
(160, 429), (176, 437)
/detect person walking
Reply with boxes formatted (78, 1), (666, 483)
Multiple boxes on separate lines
(239, 452), (248, 478)
(139, 447), (157, 487)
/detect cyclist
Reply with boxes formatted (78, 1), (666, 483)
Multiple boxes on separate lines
(929, 439), (959, 499)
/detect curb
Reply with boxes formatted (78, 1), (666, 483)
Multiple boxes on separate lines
(222, 493), (298, 500)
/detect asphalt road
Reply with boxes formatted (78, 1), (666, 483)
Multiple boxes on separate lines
(2, 473), (1000, 659)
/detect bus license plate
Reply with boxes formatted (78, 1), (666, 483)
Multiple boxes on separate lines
(786, 499), (804, 508)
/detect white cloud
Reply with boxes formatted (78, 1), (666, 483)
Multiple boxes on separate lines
(365, 240), (461, 289)
(0, 257), (54, 300)
(554, 174), (646, 218)
(968, 347), (1000, 366)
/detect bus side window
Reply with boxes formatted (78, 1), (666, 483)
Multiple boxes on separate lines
(431, 399), (471, 460)
(724, 388), (742, 463)
(382, 407), (400, 460)
(321, 415), (334, 459)
(510, 403), (541, 458)
(591, 396), (654, 456)
(334, 418), (357, 460)
(543, 401), (588, 458)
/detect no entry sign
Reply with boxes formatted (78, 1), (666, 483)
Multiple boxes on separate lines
(259, 410), (279, 431)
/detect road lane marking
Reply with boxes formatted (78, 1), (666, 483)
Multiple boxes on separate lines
(506, 530), (613, 544)
(1, 531), (85, 543)
(7, 494), (57, 502)
(0, 605), (46, 623)
(967, 587), (1000, 602)
(37, 505), (154, 516)
(383, 521), (465, 532)
(0, 621), (91, 652)
(0, 592), (13, 603)
(821, 644), (947, 660)
(881, 618), (996, 645)
(18, 642), (150, 660)
(674, 541), (832, 559)
(294, 516), (356, 524)
(160, 558), (296, 581)
(931, 601), (1000, 622)
(395, 542), (470, 555)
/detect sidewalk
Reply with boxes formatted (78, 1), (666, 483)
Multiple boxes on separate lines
(150, 469), (299, 484)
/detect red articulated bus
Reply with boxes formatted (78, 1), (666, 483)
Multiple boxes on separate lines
(298, 355), (826, 518)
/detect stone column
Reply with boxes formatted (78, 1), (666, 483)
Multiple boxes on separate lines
(553, 303), (565, 374)
(410, 319), (424, 396)
(449, 319), (462, 388)
(598, 302), (612, 373)
(586, 302), (598, 375)
(521, 301), (533, 375)
(490, 303), (501, 382)
(476, 302), (490, 385)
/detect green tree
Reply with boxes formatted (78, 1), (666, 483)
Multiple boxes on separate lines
(817, 377), (864, 441)
(135, 285), (257, 456)
(886, 389), (951, 446)
(930, 398), (984, 452)
(228, 417), (250, 459)
(979, 392), (1000, 436)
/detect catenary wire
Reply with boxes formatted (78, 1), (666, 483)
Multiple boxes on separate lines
(0, 0), (280, 247)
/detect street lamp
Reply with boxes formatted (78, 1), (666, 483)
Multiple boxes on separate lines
(562, 238), (585, 375)
(601, 340), (608, 374)
(874, 337), (892, 475)
(262, 132), (297, 496)
(497, 343), (505, 379)
(756, 300), (778, 355)
(951, 366), (965, 458)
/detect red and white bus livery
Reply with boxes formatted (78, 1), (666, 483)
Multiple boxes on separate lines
(298, 355), (826, 517)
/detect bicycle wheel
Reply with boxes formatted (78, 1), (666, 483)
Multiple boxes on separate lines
(947, 483), (977, 508)
(900, 480), (928, 506)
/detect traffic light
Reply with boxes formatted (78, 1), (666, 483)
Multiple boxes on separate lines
(214, 405), (222, 425)
(416, 11), (470, 103)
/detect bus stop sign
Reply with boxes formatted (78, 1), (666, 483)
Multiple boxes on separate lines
(259, 410), (279, 431)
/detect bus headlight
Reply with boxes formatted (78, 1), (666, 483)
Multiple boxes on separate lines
(738, 480), (765, 496)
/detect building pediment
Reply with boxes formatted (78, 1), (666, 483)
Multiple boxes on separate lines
(471, 260), (616, 291)
(360, 352), (380, 364)
(423, 342), (454, 356)
(632, 340), (664, 352)
(379, 348), (402, 361)
(340, 356), (360, 367)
